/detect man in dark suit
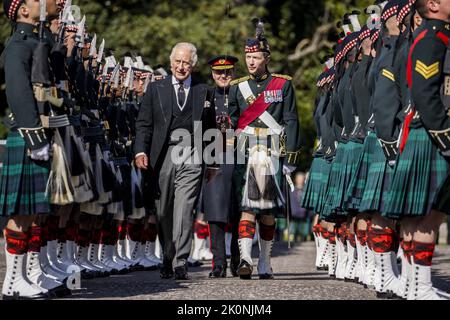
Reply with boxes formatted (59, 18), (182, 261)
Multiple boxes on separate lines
(134, 42), (215, 280)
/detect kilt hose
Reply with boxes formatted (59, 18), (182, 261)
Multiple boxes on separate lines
(0, 131), (51, 217)
(383, 127), (450, 219)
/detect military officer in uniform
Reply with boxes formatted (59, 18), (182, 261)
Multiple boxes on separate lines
(203, 55), (240, 278)
(228, 20), (301, 280)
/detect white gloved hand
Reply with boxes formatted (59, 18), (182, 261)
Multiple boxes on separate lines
(30, 144), (50, 161)
(282, 165), (296, 175)
(442, 150), (450, 158)
(388, 160), (396, 167)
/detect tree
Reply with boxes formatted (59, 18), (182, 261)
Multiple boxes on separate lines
(0, 0), (372, 169)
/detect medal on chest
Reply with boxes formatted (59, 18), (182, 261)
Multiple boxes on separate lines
(264, 89), (283, 103)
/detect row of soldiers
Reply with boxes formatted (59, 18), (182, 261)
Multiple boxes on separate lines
(0, 0), (172, 299)
(304, 0), (450, 300)
(0, 0), (303, 299)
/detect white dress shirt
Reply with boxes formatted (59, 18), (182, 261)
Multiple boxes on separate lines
(135, 75), (193, 160)
(172, 75), (192, 110)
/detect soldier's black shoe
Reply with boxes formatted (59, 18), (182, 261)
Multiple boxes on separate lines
(160, 265), (174, 279)
(118, 268), (129, 275)
(187, 260), (203, 268)
(236, 260), (253, 279)
(174, 266), (189, 280)
(145, 265), (159, 271)
(110, 269), (119, 275)
(50, 285), (72, 298)
(230, 259), (239, 277)
(2, 291), (50, 300)
(258, 273), (274, 280)
(209, 265), (227, 278)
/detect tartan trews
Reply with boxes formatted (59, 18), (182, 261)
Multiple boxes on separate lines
(0, 131), (51, 217)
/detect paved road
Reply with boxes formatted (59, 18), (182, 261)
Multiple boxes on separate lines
(0, 239), (449, 300)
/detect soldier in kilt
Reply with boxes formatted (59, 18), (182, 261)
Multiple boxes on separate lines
(0, 0), (73, 299)
(228, 20), (301, 280)
(382, 0), (450, 300)
(302, 67), (332, 215)
(341, 23), (374, 283)
(361, 0), (415, 299)
(304, 63), (336, 272)
(321, 19), (365, 278)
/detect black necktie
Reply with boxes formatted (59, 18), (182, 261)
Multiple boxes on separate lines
(178, 81), (186, 108)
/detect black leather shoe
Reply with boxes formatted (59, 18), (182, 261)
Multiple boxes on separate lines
(50, 285), (72, 298)
(174, 266), (189, 280)
(258, 273), (274, 280)
(209, 265), (227, 278)
(229, 258), (239, 276)
(236, 260), (253, 279)
(160, 265), (174, 279)
(187, 260), (203, 268)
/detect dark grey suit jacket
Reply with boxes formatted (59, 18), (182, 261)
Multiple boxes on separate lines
(134, 76), (216, 169)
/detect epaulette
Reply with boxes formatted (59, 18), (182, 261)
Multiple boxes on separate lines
(230, 76), (251, 86)
(271, 73), (292, 81)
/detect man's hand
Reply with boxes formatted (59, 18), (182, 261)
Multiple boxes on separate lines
(30, 144), (50, 161)
(442, 149), (450, 158)
(135, 154), (149, 170)
(282, 165), (296, 175)
(205, 167), (219, 183)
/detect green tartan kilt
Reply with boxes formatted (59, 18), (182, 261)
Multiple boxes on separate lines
(344, 133), (375, 211)
(301, 156), (326, 212)
(322, 141), (364, 219)
(0, 131), (51, 217)
(359, 138), (392, 213)
(382, 127), (450, 218)
(321, 142), (346, 221)
(316, 159), (332, 215)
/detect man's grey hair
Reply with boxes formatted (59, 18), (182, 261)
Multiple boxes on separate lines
(170, 42), (198, 67)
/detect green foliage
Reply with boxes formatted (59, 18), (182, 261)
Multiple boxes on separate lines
(0, 0), (372, 170)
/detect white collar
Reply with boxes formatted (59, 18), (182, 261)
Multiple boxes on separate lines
(172, 75), (192, 88)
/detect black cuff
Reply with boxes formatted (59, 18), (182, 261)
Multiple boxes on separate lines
(378, 138), (398, 162)
(285, 149), (301, 166)
(17, 127), (49, 151)
(429, 128), (450, 153)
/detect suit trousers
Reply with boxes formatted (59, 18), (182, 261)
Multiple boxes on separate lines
(155, 145), (203, 269)
(209, 216), (240, 269)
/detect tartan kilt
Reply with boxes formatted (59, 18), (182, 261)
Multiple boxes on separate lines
(382, 127), (450, 218)
(301, 156), (326, 211)
(334, 141), (364, 215)
(359, 139), (392, 213)
(321, 142), (346, 221)
(344, 133), (375, 211)
(0, 131), (51, 217)
(315, 159), (332, 215)
(323, 141), (363, 218)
